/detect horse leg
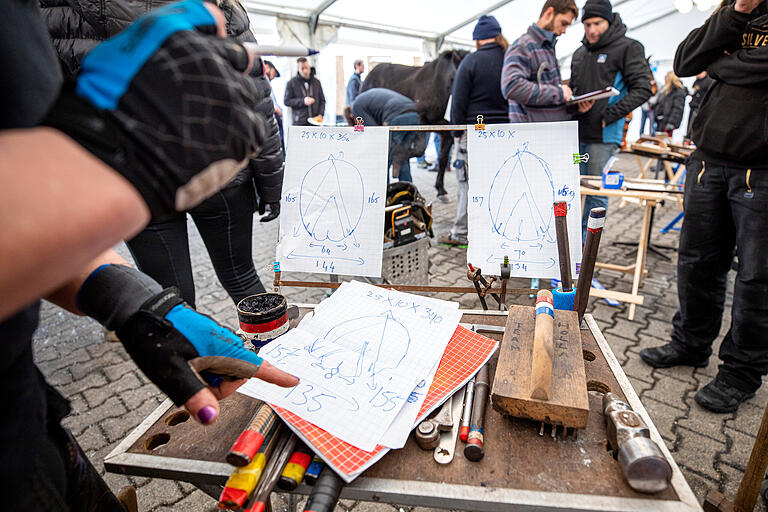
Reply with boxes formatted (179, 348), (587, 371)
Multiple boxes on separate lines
(435, 132), (453, 197)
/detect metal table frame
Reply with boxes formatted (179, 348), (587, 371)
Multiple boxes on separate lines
(105, 311), (701, 511)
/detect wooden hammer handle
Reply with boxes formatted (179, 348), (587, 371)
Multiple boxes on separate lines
(530, 290), (554, 401)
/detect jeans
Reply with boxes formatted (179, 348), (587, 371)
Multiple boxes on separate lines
(672, 159), (768, 393)
(127, 178), (266, 308)
(639, 109), (655, 137)
(388, 112), (421, 183)
(450, 133), (468, 241)
(579, 142), (618, 242)
(416, 133), (440, 164)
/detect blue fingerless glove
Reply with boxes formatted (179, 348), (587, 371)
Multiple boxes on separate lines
(77, 264), (262, 405)
(44, 0), (266, 217)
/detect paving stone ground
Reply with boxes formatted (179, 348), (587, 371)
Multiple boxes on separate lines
(31, 152), (767, 511)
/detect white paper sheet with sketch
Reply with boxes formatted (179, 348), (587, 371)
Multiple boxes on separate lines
(238, 282), (461, 451)
(276, 126), (388, 277)
(466, 121), (582, 279)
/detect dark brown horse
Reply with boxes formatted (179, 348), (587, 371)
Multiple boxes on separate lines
(361, 50), (468, 197)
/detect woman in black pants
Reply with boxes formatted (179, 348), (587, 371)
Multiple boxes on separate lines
(126, 172), (272, 308)
(42, 0), (284, 308)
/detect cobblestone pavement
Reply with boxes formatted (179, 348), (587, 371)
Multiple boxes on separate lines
(31, 153), (766, 511)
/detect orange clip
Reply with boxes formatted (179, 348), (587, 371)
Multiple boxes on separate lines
(474, 115), (485, 131)
(354, 116), (364, 132)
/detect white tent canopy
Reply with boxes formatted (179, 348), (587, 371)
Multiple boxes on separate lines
(245, 0), (718, 138)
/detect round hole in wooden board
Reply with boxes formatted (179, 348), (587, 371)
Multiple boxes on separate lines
(165, 410), (190, 426)
(586, 380), (611, 394)
(583, 349), (596, 361)
(145, 433), (170, 451)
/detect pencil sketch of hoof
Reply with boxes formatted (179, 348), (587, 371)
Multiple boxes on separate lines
(488, 145), (556, 243)
(299, 154), (365, 242)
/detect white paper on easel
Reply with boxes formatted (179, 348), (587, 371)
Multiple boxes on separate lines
(466, 121), (582, 279)
(276, 126), (388, 277)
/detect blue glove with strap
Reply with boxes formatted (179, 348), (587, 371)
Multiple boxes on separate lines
(44, 0), (266, 217)
(77, 264), (266, 407)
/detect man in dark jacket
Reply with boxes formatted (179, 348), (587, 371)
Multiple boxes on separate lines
(351, 88), (426, 183)
(569, 0), (652, 240)
(439, 15), (508, 246)
(640, 0), (768, 414)
(284, 57), (326, 126)
(346, 59), (364, 106)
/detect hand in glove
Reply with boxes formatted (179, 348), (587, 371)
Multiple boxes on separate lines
(258, 200), (281, 222)
(45, 0), (266, 218)
(77, 264), (298, 424)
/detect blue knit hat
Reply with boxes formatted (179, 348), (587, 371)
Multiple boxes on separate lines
(472, 15), (502, 40)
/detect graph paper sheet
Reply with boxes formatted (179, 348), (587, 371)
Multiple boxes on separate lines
(271, 325), (498, 482)
(466, 121), (582, 279)
(238, 282), (461, 451)
(275, 126), (388, 278)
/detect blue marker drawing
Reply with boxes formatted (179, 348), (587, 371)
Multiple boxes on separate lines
(299, 154), (364, 243)
(488, 142), (556, 244)
(304, 310), (411, 390)
(285, 250), (364, 266)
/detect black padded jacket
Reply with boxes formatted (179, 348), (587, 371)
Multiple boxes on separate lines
(39, 0), (284, 202)
(653, 85), (688, 131)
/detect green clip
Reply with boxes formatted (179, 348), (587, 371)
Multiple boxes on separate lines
(572, 153), (581, 164)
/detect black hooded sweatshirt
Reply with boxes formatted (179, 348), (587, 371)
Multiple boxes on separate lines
(570, 13), (652, 144)
(674, 1), (768, 168)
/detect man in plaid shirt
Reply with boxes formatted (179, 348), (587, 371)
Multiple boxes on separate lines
(501, 0), (579, 123)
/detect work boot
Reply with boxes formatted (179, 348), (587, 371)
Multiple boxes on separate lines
(639, 343), (708, 368)
(438, 234), (468, 248)
(694, 377), (755, 413)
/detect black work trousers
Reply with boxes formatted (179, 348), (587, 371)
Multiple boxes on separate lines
(672, 158), (768, 393)
(126, 178), (266, 309)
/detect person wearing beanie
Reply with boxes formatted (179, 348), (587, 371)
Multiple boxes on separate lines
(440, 15), (509, 247)
(640, 0), (768, 414)
(501, 0), (579, 123)
(569, 0), (651, 241)
(582, 0), (613, 23)
(473, 14), (502, 40)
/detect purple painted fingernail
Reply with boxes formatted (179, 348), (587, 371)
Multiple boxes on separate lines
(198, 406), (217, 424)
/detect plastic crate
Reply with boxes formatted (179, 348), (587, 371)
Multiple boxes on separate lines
(382, 237), (429, 285)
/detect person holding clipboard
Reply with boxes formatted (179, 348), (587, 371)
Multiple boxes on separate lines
(569, 0), (652, 240)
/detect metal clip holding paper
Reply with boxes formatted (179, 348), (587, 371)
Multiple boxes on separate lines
(474, 115), (485, 131)
(354, 117), (364, 132)
(572, 153), (590, 164)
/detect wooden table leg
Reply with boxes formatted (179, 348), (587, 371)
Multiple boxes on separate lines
(628, 201), (653, 320)
(734, 403), (768, 512)
(634, 155), (651, 178)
